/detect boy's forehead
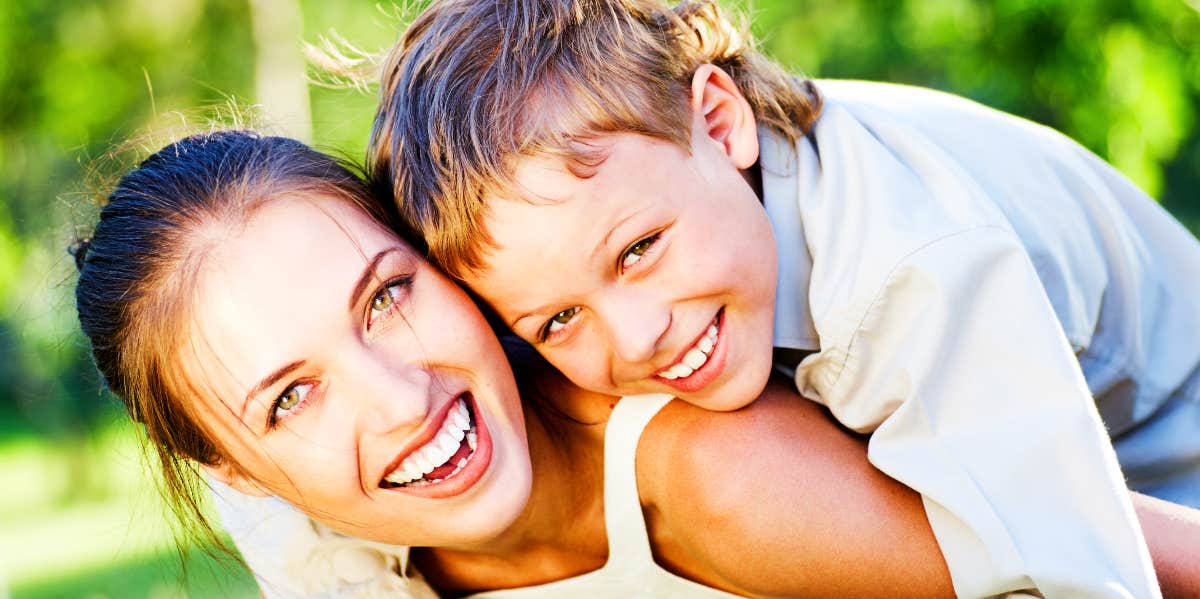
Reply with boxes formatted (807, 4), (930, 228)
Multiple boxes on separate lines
(473, 191), (652, 322)
(506, 154), (581, 204)
(500, 133), (680, 203)
(470, 133), (689, 300)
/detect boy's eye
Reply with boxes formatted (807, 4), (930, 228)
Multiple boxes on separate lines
(543, 306), (580, 339)
(620, 233), (661, 272)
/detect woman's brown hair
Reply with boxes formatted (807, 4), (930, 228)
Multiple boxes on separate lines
(72, 129), (399, 553)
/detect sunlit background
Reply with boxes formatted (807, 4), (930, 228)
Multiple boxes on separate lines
(1, 1), (1197, 597)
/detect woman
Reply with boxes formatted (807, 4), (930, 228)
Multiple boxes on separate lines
(73, 130), (1198, 598)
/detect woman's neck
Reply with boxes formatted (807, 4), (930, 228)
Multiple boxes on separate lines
(412, 369), (617, 592)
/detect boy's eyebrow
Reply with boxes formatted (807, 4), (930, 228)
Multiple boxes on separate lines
(509, 310), (539, 331)
(242, 359), (305, 419)
(593, 211), (642, 262)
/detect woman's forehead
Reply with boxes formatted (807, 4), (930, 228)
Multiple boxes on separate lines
(183, 195), (414, 410)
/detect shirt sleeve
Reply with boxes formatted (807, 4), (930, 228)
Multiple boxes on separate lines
(793, 226), (1160, 599)
(207, 478), (431, 599)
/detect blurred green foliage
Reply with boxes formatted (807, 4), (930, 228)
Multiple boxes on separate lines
(0, 0), (1196, 596)
(749, 0), (1200, 225)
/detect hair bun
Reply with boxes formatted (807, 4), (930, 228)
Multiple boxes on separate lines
(68, 237), (92, 272)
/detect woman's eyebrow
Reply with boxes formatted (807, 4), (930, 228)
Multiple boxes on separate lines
(347, 247), (401, 310)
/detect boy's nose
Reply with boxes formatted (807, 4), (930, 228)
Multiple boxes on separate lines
(599, 289), (671, 365)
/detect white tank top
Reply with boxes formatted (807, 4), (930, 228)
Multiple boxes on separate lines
(468, 394), (744, 598)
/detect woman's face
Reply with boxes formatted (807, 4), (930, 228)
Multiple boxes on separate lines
(182, 191), (531, 548)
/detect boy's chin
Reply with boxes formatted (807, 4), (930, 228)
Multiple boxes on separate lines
(675, 360), (773, 413)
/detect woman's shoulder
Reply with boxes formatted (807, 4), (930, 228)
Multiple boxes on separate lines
(633, 377), (954, 598)
(636, 376), (865, 515)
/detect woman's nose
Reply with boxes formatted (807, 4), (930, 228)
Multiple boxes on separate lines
(346, 357), (434, 434)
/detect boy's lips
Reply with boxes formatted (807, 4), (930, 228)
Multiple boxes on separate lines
(653, 309), (728, 393)
(378, 392), (493, 499)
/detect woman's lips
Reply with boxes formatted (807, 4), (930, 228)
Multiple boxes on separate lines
(378, 392), (494, 499)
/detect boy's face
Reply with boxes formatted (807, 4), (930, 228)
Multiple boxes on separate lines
(463, 129), (778, 411)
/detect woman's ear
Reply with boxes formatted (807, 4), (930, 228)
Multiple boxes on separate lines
(690, 63), (760, 170)
(203, 461), (272, 497)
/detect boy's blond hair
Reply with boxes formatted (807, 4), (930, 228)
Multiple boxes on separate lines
(369, 0), (821, 277)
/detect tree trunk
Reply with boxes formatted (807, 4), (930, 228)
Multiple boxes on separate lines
(247, 0), (312, 142)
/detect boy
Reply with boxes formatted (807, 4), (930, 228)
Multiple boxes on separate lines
(369, 0), (1199, 596)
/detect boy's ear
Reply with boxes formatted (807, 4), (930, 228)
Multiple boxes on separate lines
(203, 461), (272, 497)
(690, 64), (759, 170)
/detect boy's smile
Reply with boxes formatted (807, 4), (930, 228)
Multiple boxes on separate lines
(463, 127), (779, 411)
(652, 309), (728, 392)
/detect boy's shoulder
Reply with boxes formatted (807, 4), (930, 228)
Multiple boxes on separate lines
(761, 79), (1075, 359)
(813, 79), (1075, 155)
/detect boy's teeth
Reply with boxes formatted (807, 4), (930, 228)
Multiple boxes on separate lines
(657, 316), (720, 381)
(382, 398), (478, 487)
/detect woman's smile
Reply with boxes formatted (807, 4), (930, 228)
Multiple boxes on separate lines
(379, 391), (495, 499)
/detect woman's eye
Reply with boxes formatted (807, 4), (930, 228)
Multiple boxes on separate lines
(543, 306), (580, 339)
(620, 233), (661, 272)
(270, 382), (313, 426)
(367, 277), (412, 329)
(372, 289), (394, 312)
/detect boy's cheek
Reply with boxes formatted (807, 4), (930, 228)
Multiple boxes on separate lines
(542, 345), (624, 394)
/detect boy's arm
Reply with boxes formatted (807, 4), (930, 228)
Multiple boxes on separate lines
(1134, 492), (1200, 598)
(795, 226), (1159, 598)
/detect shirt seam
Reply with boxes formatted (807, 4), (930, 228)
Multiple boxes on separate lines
(825, 223), (1010, 397)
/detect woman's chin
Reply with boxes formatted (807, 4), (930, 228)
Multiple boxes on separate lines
(451, 453), (534, 544)
(378, 452), (534, 548)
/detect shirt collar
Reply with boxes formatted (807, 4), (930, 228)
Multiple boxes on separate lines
(759, 126), (821, 351)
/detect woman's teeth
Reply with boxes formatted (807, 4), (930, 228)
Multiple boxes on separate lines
(658, 316), (719, 380)
(382, 398), (477, 488)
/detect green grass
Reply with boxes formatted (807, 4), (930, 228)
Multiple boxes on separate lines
(0, 420), (258, 599)
(12, 547), (259, 599)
